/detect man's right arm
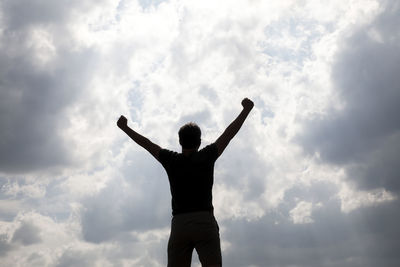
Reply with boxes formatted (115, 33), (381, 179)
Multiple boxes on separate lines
(117, 115), (162, 161)
(215, 98), (254, 157)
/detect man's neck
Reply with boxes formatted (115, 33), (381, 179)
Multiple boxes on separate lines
(182, 148), (198, 156)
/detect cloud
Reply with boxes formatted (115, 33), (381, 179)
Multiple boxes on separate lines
(11, 221), (42, 245)
(289, 201), (314, 224)
(0, 0), (131, 176)
(221, 188), (400, 267)
(81, 150), (170, 243)
(0, 0), (105, 174)
(296, 1), (400, 192)
(0, 234), (12, 257)
(55, 249), (97, 267)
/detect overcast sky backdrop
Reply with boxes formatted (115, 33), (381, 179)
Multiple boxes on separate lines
(1, 0), (399, 266)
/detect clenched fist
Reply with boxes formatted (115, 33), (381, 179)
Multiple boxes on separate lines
(117, 115), (128, 129)
(241, 98), (254, 111)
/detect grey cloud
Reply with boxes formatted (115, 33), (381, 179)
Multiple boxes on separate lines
(347, 132), (400, 191)
(11, 221), (42, 245)
(0, 234), (13, 257)
(0, 0), (107, 32)
(217, 138), (271, 202)
(0, 46), (98, 173)
(80, 186), (123, 243)
(278, 181), (338, 215)
(1, 0), (69, 31)
(222, 184), (400, 267)
(27, 252), (48, 266)
(56, 249), (94, 267)
(0, 2), (100, 174)
(81, 150), (170, 243)
(296, 1), (400, 192)
(198, 85), (220, 105)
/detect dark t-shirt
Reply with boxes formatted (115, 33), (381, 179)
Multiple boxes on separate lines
(159, 143), (219, 216)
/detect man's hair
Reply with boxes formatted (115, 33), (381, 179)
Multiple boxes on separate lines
(178, 122), (201, 149)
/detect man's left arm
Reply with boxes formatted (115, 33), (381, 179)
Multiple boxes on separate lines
(117, 115), (161, 161)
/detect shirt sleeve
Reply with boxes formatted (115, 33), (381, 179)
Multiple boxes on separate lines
(202, 143), (219, 162)
(158, 149), (176, 168)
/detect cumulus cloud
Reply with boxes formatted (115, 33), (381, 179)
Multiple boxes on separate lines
(297, 1), (400, 192)
(0, 0), (107, 174)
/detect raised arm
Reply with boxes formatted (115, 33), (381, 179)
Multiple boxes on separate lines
(215, 98), (254, 157)
(117, 115), (161, 161)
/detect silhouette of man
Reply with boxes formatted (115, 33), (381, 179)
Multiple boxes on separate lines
(117, 98), (254, 267)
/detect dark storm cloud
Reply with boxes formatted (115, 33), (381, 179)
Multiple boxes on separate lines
(297, 1), (400, 192)
(0, 1), (100, 173)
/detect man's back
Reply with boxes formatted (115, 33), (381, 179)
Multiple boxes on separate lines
(159, 143), (219, 216)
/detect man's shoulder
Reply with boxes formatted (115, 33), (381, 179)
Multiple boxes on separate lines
(200, 143), (217, 151)
(160, 148), (178, 154)
(199, 143), (218, 160)
(159, 148), (179, 163)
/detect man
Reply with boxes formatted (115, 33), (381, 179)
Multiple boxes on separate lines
(117, 98), (254, 267)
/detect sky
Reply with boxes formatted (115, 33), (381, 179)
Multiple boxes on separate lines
(0, 0), (399, 266)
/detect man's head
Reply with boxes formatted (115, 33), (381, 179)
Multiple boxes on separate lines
(178, 122), (201, 149)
